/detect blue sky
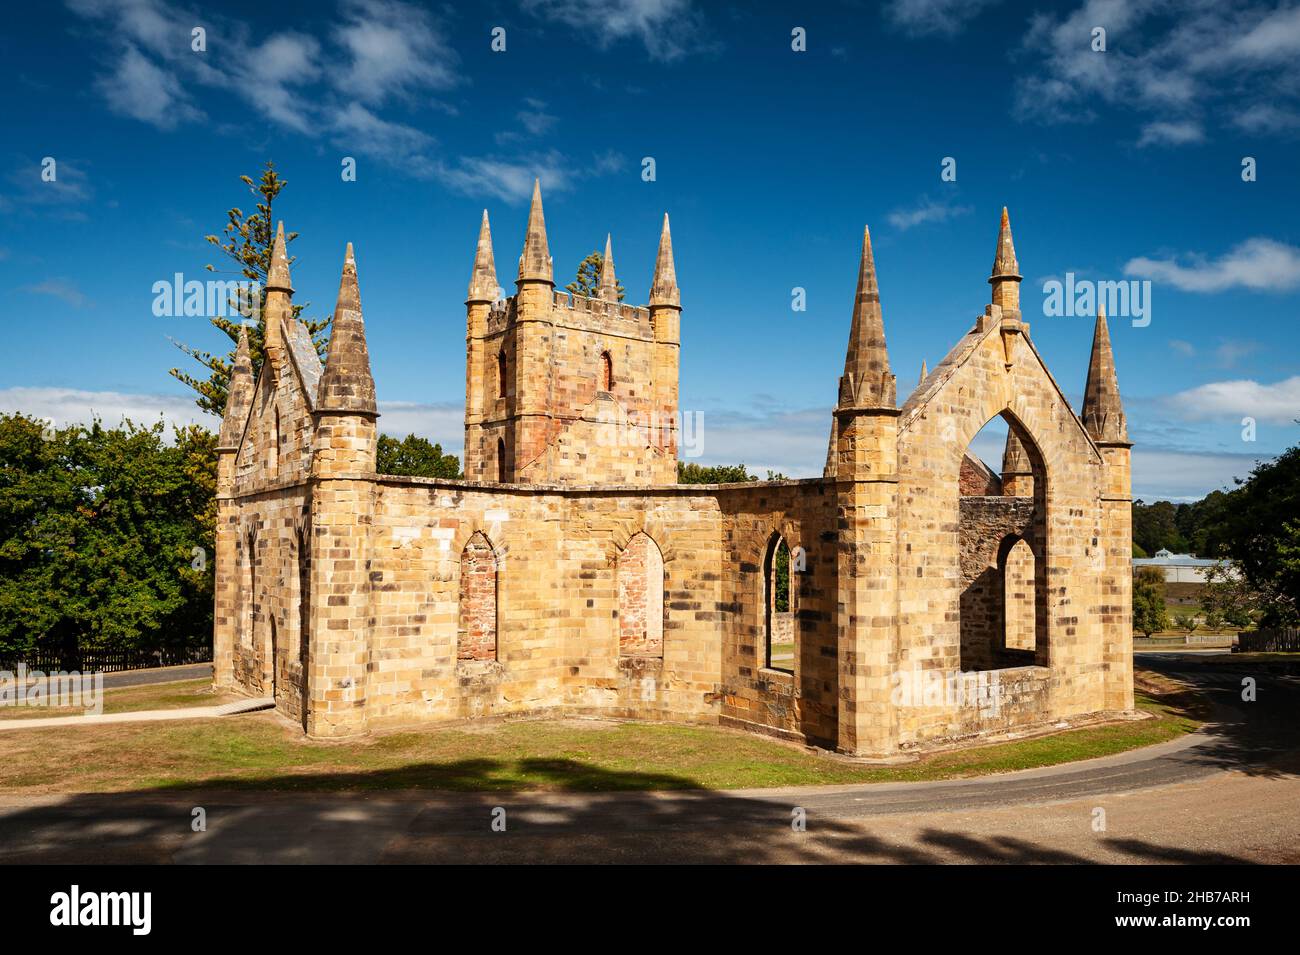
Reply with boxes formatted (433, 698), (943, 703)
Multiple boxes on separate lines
(1, 0), (1298, 501)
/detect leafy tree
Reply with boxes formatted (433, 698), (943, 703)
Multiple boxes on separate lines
(169, 162), (330, 416)
(677, 462), (757, 484)
(376, 434), (461, 478)
(0, 414), (215, 665)
(1173, 611), (1199, 635)
(1132, 568), (1170, 637)
(566, 251), (625, 301)
(1200, 562), (1261, 630)
(1132, 541), (1148, 559)
(1201, 442), (1300, 626)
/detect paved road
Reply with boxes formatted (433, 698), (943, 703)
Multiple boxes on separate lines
(0, 654), (1296, 863)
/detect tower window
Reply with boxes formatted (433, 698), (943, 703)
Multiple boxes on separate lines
(497, 349), (507, 397)
(601, 351), (613, 392)
(497, 437), (507, 482)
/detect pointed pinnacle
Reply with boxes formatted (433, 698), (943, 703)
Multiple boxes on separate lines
(989, 206), (1021, 281)
(919, 359), (928, 386)
(468, 209), (498, 301)
(598, 232), (619, 301)
(267, 220), (293, 291)
(839, 224), (894, 409)
(218, 325), (256, 449)
(1002, 428), (1032, 474)
(649, 212), (680, 308)
(317, 242), (377, 415)
(1082, 305), (1127, 443)
(517, 178), (552, 283)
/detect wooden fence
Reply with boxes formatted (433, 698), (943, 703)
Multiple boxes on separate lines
(1235, 628), (1300, 652)
(0, 646), (212, 675)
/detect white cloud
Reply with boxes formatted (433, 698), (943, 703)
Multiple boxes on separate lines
(1161, 376), (1300, 425)
(1015, 1), (1300, 142)
(887, 196), (973, 231)
(1125, 237), (1300, 293)
(1168, 339), (1195, 357)
(1233, 103), (1300, 134)
(884, 0), (1000, 38)
(1131, 447), (1274, 502)
(96, 43), (202, 128)
(0, 388), (467, 451)
(331, 103), (438, 178)
(20, 279), (91, 308)
(437, 152), (575, 203)
(1136, 119), (1203, 147)
(0, 386), (211, 432)
(331, 0), (458, 106)
(522, 0), (708, 61)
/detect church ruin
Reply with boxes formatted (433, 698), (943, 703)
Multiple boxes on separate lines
(213, 185), (1133, 756)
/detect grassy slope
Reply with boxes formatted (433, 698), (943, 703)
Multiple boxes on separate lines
(0, 670), (1203, 795)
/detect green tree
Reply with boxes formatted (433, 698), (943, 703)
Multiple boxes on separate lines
(1132, 568), (1170, 637)
(1172, 611), (1199, 635)
(1202, 442), (1300, 626)
(677, 462), (757, 484)
(169, 162), (330, 416)
(1200, 562), (1261, 630)
(376, 434), (462, 478)
(566, 251), (625, 301)
(0, 414), (215, 665)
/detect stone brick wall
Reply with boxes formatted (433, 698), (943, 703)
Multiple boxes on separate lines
(464, 289), (677, 487)
(957, 495), (1036, 671)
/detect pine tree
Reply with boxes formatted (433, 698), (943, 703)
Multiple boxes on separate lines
(567, 251), (625, 301)
(169, 162), (330, 415)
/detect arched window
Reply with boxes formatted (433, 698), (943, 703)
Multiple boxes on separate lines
(269, 410), (280, 475)
(600, 351), (613, 392)
(957, 413), (1047, 670)
(458, 532), (499, 661)
(497, 349), (507, 397)
(241, 530), (256, 648)
(497, 437), (507, 482)
(763, 534), (794, 673)
(297, 526), (311, 669)
(1002, 537), (1036, 652)
(618, 532), (664, 657)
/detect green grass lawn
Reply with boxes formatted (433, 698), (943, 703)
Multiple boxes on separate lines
(0, 671), (1203, 795)
(0, 678), (233, 721)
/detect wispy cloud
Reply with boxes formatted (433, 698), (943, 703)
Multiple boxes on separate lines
(883, 0), (1000, 38)
(330, 0), (458, 106)
(1125, 238), (1300, 293)
(1136, 119), (1203, 147)
(522, 0), (711, 61)
(95, 43), (202, 128)
(1014, 1), (1300, 144)
(887, 195), (973, 231)
(20, 279), (92, 308)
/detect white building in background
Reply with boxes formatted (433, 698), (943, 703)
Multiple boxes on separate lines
(1132, 549), (1239, 584)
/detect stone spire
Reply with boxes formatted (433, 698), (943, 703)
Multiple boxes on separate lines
(263, 221), (294, 367)
(317, 243), (377, 415)
(1082, 304), (1128, 443)
(467, 209), (498, 303)
(649, 213), (680, 308)
(837, 225), (895, 409)
(1002, 428), (1031, 474)
(217, 324), (255, 450)
(918, 360), (928, 385)
(598, 233), (619, 301)
(988, 207), (1023, 313)
(517, 178), (552, 284)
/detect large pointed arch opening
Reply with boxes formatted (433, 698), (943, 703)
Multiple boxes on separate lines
(957, 411), (1049, 671)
